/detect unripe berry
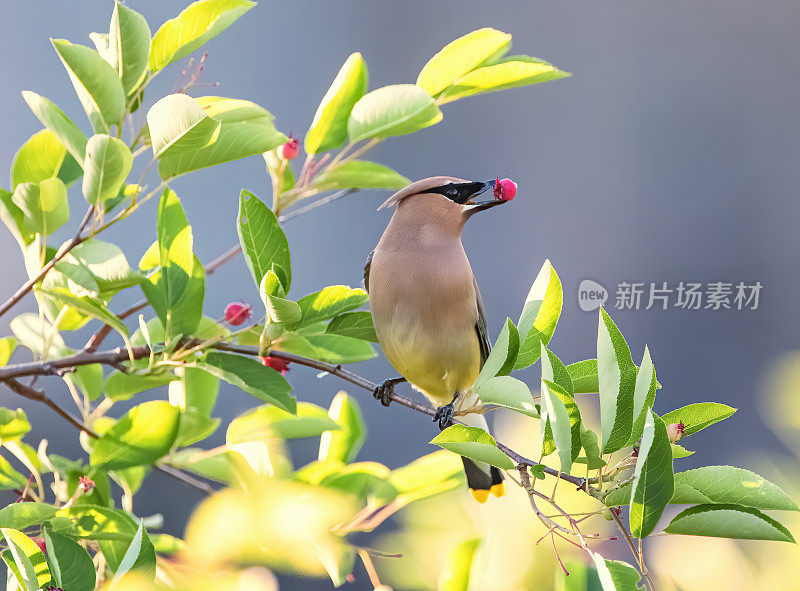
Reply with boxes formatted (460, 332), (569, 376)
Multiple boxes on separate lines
(493, 177), (517, 202)
(666, 421), (685, 443)
(261, 355), (290, 375)
(224, 302), (252, 326)
(278, 135), (300, 160)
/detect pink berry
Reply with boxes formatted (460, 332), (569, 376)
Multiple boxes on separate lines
(79, 476), (95, 492)
(666, 421), (685, 443)
(261, 355), (290, 375)
(493, 177), (517, 202)
(33, 537), (46, 553)
(278, 135), (300, 160)
(224, 302), (252, 326)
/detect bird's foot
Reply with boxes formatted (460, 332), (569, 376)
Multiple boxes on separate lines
(433, 393), (459, 430)
(373, 379), (396, 407)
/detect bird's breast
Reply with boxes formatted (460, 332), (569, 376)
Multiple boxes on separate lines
(369, 243), (480, 403)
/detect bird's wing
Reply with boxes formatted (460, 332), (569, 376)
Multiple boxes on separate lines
(474, 277), (491, 367)
(363, 250), (374, 293)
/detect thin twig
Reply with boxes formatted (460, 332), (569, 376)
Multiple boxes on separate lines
(0, 206), (95, 319)
(610, 509), (656, 591)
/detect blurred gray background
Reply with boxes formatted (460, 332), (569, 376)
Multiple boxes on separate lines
(1, 1), (799, 588)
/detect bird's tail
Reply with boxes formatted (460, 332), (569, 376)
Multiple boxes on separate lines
(456, 392), (506, 503)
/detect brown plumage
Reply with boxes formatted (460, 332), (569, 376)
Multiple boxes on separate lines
(365, 176), (507, 501)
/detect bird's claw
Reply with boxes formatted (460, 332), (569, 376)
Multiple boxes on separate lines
(433, 394), (458, 430)
(373, 379), (395, 407)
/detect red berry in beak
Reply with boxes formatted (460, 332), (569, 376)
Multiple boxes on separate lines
(224, 302), (252, 326)
(278, 135), (300, 160)
(494, 178), (517, 202)
(261, 355), (290, 374)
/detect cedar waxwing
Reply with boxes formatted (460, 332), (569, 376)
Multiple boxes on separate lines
(364, 176), (510, 503)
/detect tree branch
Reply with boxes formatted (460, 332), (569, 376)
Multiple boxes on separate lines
(0, 206), (95, 319)
(0, 340), (590, 492)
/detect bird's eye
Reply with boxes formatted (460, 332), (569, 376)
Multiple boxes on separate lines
(446, 186), (458, 197)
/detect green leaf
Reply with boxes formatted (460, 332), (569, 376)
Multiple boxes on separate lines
(158, 96), (286, 178)
(314, 160), (409, 190)
(627, 346), (657, 445)
(141, 189), (203, 337)
(53, 505), (138, 542)
(671, 466), (799, 511)
(671, 442), (695, 458)
(438, 537), (481, 591)
(90, 401), (181, 470)
(437, 59), (570, 104)
(237, 189), (292, 291)
(1, 187), (36, 247)
(474, 318), (519, 389)
(629, 410), (674, 538)
(348, 84), (443, 143)
(1, 528), (51, 591)
(0, 456), (27, 490)
(12, 177), (69, 235)
(597, 308), (637, 454)
(578, 428), (606, 469)
(0, 503), (56, 530)
(417, 28), (511, 96)
(174, 408), (220, 447)
(540, 379), (574, 473)
(65, 239), (143, 295)
(540, 347), (582, 460)
(149, 0), (255, 72)
(260, 282), (301, 325)
(277, 332), (376, 364)
(146, 94), (221, 158)
(103, 370), (176, 401)
(21, 91), (88, 165)
(475, 375), (538, 417)
(664, 504), (796, 543)
(43, 531), (95, 591)
(109, 520), (148, 585)
(305, 52), (368, 154)
(319, 392), (366, 464)
(319, 462), (397, 503)
(0, 408), (29, 440)
(296, 285), (368, 326)
(325, 311), (378, 342)
(588, 550), (642, 591)
(513, 259), (562, 369)
(10, 313), (69, 358)
(81, 134), (133, 204)
(661, 402), (736, 437)
(52, 39), (125, 132)
(170, 365), (219, 417)
(197, 351), (295, 413)
(12, 129), (82, 189)
(106, 2), (151, 96)
(228, 403), (338, 443)
(36, 286), (128, 337)
(388, 451), (464, 503)
(430, 424), (514, 470)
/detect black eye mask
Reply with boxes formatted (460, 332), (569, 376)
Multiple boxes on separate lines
(426, 181), (492, 204)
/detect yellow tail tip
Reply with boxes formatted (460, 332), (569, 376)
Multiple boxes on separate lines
(490, 482), (506, 498)
(470, 488), (490, 503)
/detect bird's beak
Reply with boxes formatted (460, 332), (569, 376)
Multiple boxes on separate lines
(466, 179), (505, 213)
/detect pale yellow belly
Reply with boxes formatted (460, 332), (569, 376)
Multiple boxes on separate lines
(374, 311), (481, 406)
